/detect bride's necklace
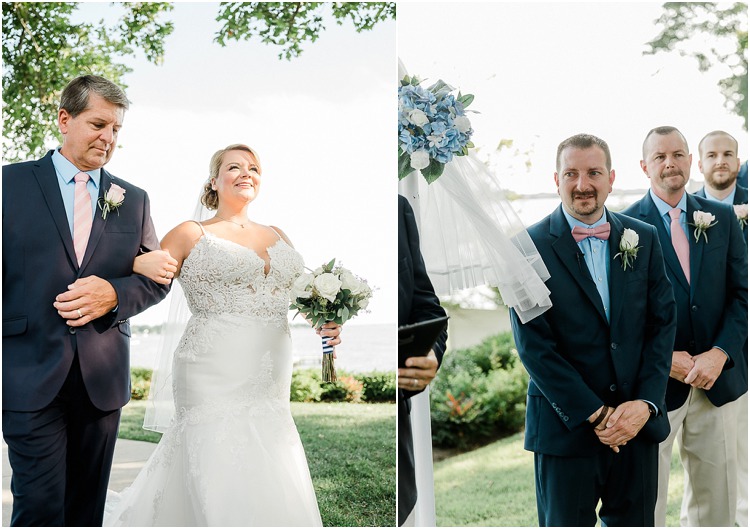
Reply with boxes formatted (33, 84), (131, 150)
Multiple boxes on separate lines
(215, 215), (247, 228)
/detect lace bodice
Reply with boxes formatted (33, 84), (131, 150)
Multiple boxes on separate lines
(178, 232), (304, 326)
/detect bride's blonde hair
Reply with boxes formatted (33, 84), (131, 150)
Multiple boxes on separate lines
(201, 144), (262, 210)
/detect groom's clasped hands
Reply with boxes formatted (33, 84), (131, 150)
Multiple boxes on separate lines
(591, 401), (650, 453)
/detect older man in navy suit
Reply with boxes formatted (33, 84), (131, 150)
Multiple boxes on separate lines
(510, 133), (676, 526)
(622, 126), (748, 526)
(2, 75), (174, 526)
(693, 129), (748, 526)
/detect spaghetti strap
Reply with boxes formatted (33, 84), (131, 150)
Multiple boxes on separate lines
(191, 220), (206, 236)
(268, 225), (282, 240)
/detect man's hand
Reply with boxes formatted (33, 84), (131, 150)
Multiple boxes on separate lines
(684, 347), (727, 390)
(398, 350), (438, 392)
(595, 400), (650, 452)
(53, 276), (118, 327)
(670, 350), (695, 382)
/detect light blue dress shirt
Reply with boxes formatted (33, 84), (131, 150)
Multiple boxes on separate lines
(703, 186), (736, 205)
(52, 148), (101, 235)
(562, 208), (611, 323)
(649, 189), (689, 241)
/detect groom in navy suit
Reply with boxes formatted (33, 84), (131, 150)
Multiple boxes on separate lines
(2, 75), (170, 526)
(623, 126), (748, 526)
(510, 134), (676, 526)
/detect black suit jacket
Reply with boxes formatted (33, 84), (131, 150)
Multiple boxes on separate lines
(510, 206), (676, 456)
(623, 192), (748, 410)
(397, 194), (447, 524)
(2, 151), (169, 412)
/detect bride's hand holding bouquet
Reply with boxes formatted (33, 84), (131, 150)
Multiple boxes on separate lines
(289, 258), (373, 382)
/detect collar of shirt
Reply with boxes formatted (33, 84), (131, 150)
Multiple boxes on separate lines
(51, 148), (102, 188)
(649, 188), (688, 219)
(704, 186), (736, 205)
(561, 207), (608, 233)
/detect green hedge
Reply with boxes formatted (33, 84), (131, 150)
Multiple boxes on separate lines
(291, 368), (396, 403)
(131, 367), (396, 403)
(430, 332), (528, 449)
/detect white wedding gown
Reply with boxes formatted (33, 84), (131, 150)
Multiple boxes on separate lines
(105, 229), (322, 526)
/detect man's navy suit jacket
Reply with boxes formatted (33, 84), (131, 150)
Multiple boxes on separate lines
(510, 206), (676, 456)
(623, 192), (748, 411)
(2, 151), (169, 412)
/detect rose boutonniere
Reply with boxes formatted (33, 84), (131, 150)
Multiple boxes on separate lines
(98, 184), (126, 219)
(734, 204), (748, 228)
(689, 210), (718, 243)
(614, 228), (640, 271)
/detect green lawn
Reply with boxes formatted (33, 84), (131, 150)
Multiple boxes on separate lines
(119, 400), (395, 527)
(434, 432), (686, 526)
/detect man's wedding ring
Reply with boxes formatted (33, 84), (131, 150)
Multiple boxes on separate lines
(163, 271), (169, 279)
(412, 378), (418, 387)
(77, 309), (83, 319)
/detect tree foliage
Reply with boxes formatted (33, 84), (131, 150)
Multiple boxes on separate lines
(644, 2), (748, 130)
(2, 2), (394, 162)
(214, 2), (395, 60)
(2, 2), (174, 162)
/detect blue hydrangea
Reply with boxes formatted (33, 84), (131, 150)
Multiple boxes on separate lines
(398, 76), (475, 183)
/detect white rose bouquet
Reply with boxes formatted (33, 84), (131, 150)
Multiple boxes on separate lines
(289, 258), (373, 382)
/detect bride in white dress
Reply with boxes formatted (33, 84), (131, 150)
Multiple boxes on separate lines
(105, 143), (340, 526)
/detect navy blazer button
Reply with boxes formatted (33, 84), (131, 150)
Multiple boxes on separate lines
(609, 384), (617, 391)
(68, 327), (76, 334)
(691, 305), (698, 312)
(610, 343), (618, 350)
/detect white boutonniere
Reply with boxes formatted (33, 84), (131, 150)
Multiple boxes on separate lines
(734, 204), (748, 228)
(614, 228), (640, 271)
(98, 184), (126, 220)
(689, 210), (718, 243)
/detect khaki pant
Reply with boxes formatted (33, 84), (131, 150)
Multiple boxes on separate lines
(655, 387), (739, 527)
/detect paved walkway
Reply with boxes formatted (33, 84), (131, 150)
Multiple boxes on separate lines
(2, 438), (156, 526)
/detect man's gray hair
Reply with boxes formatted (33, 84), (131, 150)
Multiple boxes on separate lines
(59, 75), (130, 116)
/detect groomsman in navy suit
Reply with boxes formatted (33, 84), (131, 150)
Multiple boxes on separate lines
(510, 133), (676, 526)
(693, 129), (748, 527)
(622, 126), (748, 527)
(397, 194), (446, 526)
(2, 75), (173, 525)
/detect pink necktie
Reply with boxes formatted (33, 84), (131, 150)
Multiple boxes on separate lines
(669, 208), (690, 284)
(571, 223), (611, 242)
(73, 172), (92, 265)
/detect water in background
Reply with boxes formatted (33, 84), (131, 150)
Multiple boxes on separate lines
(129, 323), (396, 374)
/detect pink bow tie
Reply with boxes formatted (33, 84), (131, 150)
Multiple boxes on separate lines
(572, 223), (611, 242)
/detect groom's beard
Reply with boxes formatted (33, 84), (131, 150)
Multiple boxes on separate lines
(570, 189), (602, 217)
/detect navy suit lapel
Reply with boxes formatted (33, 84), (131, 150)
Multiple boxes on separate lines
(686, 194), (706, 293)
(607, 212), (627, 327)
(549, 206), (608, 323)
(32, 153), (78, 269)
(79, 171), (109, 272)
(635, 194), (690, 294)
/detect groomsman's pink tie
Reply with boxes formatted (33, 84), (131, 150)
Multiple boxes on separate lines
(73, 172), (92, 265)
(669, 207), (690, 284)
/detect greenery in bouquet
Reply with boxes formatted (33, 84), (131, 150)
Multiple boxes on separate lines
(398, 74), (475, 184)
(289, 258), (373, 381)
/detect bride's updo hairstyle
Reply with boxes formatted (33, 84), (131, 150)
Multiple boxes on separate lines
(201, 143), (262, 210)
